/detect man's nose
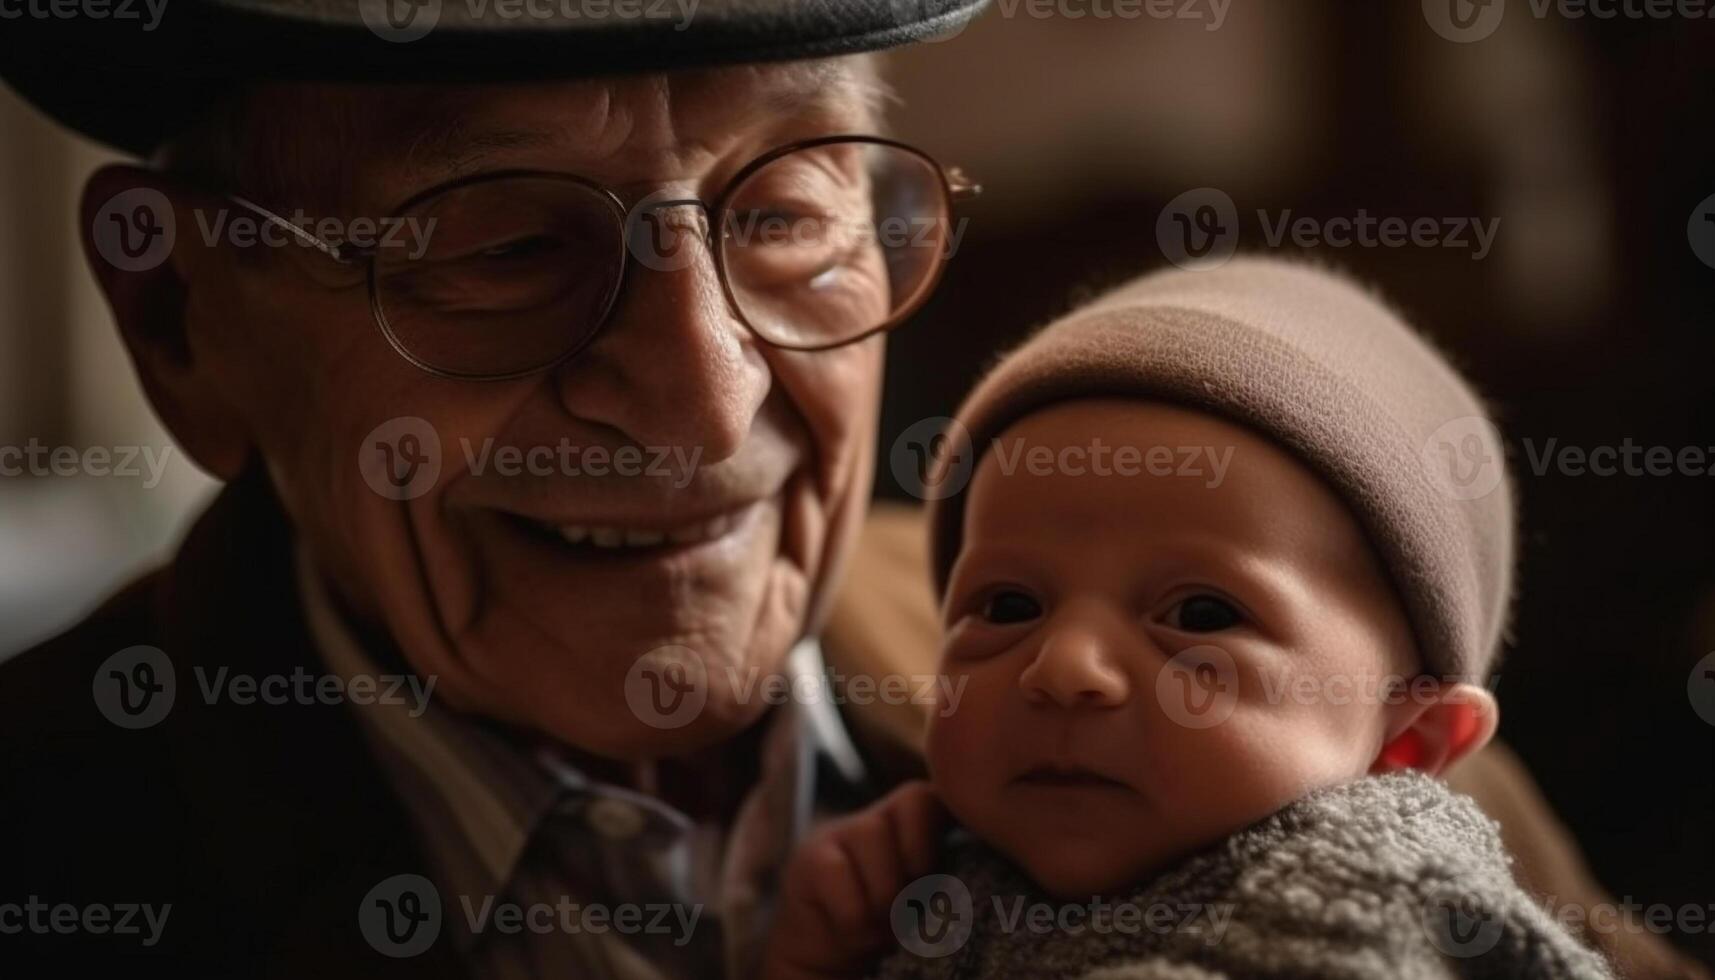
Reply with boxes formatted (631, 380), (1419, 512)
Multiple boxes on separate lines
(550, 206), (769, 464)
(1018, 609), (1132, 710)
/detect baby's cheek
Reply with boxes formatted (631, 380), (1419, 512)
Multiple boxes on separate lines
(925, 678), (1019, 839)
(1192, 701), (1378, 818)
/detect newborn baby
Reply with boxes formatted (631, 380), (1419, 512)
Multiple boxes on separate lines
(763, 259), (1613, 980)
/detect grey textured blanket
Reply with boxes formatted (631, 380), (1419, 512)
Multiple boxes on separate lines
(870, 773), (1613, 980)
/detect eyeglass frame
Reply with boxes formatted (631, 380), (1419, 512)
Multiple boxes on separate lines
(221, 134), (982, 383)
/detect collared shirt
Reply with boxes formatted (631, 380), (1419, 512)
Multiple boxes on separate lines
(296, 550), (868, 978)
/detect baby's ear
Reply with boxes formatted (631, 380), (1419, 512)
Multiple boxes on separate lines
(1369, 680), (1498, 776)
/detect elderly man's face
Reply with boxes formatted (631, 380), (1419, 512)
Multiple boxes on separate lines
(135, 62), (886, 759)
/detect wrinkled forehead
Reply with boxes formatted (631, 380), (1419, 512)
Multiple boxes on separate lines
(230, 57), (885, 213)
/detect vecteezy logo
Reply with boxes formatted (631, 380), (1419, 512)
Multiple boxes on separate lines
(624, 190), (706, 272)
(889, 417), (975, 501)
(91, 188), (176, 273)
(1688, 193), (1715, 270)
(358, 417), (442, 501)
(891, 874), (973, 958)
(1155, 645), (1239, 729)
(1422, 0), (1505, 43)
(1156, 188), (1240, 271)
(1688, 651), (1715, 727)
(889, 0), (975, 43)
(359, 874), (442, 957)
(93, 645), (177, 729)
(624, 645), (710, 729)
(1421, 875), (1503, 957)
(358, 0), (442, 42)
(1421, 416), (1505, 502)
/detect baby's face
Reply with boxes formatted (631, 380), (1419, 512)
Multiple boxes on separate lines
(928, 399), (1421, 897)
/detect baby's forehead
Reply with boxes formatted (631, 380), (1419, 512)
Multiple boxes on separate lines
(962, 397), (1374, 572)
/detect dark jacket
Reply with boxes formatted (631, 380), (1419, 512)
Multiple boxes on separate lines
(0, 471), (465, 976)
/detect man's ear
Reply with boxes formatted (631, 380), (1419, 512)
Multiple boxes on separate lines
(1370, 679), (1499, 776)
(80, 164), (252, 480)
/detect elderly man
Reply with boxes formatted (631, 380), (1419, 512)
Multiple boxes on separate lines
(0, 2), (987, 975)
(1, 3), (1704, 978)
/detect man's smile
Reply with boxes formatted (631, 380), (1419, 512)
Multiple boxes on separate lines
(502, 495), (778, 561)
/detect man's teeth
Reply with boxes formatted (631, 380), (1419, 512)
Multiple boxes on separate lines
(554, 511), (737, 550)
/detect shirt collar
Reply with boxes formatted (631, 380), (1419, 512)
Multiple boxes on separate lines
(294, 546), (868, 895)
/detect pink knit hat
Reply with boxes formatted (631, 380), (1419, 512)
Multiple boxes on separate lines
(927, 258), (1515, 681)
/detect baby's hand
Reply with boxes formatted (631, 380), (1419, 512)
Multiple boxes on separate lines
(763, 780), (947, 980)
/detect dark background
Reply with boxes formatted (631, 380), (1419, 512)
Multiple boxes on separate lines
(880, 1), (1714, 966)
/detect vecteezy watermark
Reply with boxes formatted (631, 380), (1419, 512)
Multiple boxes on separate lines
(1424, 0), (1715, 43)
(622, 189), (971, 274)
(889, 417), (976, 502)
(893, 0), (1229, 43)
(90, 191), (438, 272)
(985, 437), (1233, 488)
(189, 207), (437, 260)
(1158, 650), (1503, 731)
(0, 897), (171, 947)
(1420, 416), (1507, 502)
(891, 874), (975, 957)
(1689, 193), (1715, 270)
(92, 646), (437, 730)
(461, 896), (703, 946)
(990, 896), (1233, 944)
(358, 418), (706, 501)
(359, 873), (702, 956)
(1424, 419), (1715, 502)
(888, 874), (1232, 959)
(625, 645), (711, 730)
(1689, 651), (1715, 727)
(1518, 437), (1715, 479)
(623, 644), (966, 728)
(360, 417), (443, 501)
(361, 874), (442, 957)
(0, 0), (168, 30)
(91, 646), (176, 730)
(888, 417), (1236, 501)
(0, 439), (175, 488)
(726, 664), (967, 717)
(1421, 0), (1508, 42)
(1422, 873), (1505, 957)
(1156, 188), (1500, 271)
(1256, 670), (1503, 709)
(1155, 645), (1239, 729)
(360, 0), (699, 43)
(1538, 896), (1715, 938)
(1427, 886), (1715, 960)
(91, 188), (175, 272)
(461, 439), (703, 489)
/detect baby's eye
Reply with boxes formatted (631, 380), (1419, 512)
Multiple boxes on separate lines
(980, 589), (1042, 625)
(1168, 594), (1244, 632)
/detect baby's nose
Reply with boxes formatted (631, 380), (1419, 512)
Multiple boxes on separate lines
(1019, 613), (1132, 709)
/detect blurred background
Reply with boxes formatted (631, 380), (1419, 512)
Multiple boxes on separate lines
(2, 0), (1712, 966)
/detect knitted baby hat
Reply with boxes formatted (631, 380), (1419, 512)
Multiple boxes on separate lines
(927, 257), (1514, 682)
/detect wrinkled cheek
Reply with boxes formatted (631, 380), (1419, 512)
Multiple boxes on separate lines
(768, 338), (884, 625)
(768, 339), (883, 493)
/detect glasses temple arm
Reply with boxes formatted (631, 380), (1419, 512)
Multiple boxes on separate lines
(226, 195), (367, 264)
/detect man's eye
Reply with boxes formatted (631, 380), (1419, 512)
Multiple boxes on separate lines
(980, 589), (1042, 625)
(477, 234), (565, 260)
(1169, 595), (1243, 632)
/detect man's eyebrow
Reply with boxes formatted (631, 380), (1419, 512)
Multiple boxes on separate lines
(398, 67), (895, 183)
(403, 123), (558, 180)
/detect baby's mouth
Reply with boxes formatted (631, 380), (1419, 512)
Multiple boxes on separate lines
(1011, 764), (1132, 792)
